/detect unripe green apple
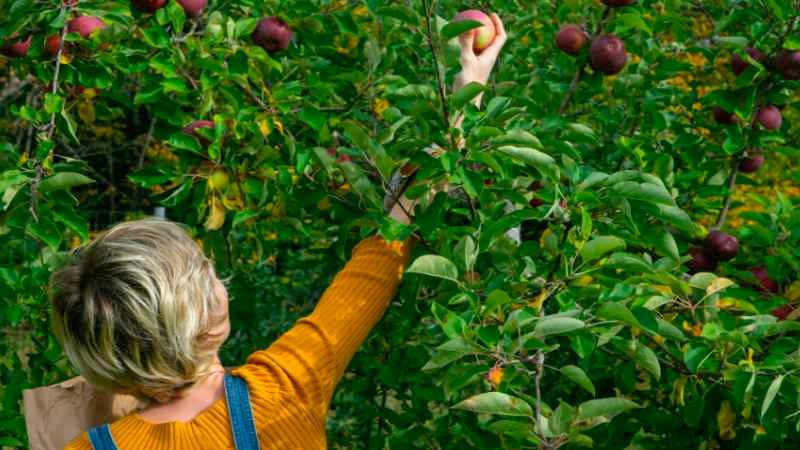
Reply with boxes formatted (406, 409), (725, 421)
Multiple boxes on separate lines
(208, 170), (230, 191)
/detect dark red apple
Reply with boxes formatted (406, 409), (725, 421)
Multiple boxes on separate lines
(590, 34), (627, 75)
(132, 0), (166, 13)
(529, 180), (542, 191)
(751, 266), (778, 293)
(771, 304), (795, 321)
(252, 17), (292, 54)
(713, 106), (738, 124)
(688, 246), (718, 273)
(337, 154), (352, 163)
(453, 10), (496, 53)
(731, 47), (768, 75)
(775, 50), (800, 80)
(756, 105), (782, 130)
(483, 178), (494, 186)
(555, 24), (588, 55)
(738, 152), (764, 173)
(704, 230), (739, 262)
(176, 0), (207, 18)
(326, 147), (337, 157)
(68, 16), (107, 39)
(1, 35), (32, 58)
(183, 120), (214, 145)
(601, 0), (635, 5)
(529, 197), (545, 208)
(44, 34), (64, 57)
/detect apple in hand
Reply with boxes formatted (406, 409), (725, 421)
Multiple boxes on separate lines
(453, 10), (496, 53)
(252, 17), (292, 53)
(590, 34), (627, 75)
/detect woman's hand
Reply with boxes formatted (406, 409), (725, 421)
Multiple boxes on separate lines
(454, 13), (508, 99)
(386, 163), (448, 225)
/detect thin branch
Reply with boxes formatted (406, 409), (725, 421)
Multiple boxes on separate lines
(714, 154), (742, 229)
(420, 0), (451, 131)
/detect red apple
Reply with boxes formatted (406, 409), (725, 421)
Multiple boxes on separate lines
(0, 35), (32, 58)
(252, 17), (292, 54)
(688, 246), (718, 273)
(326, 147), (337, 157)
(183, 120), (214, 145)
(176, 0), (208, 18)
(751, 266), (778, 293)
(68, 16), (107, 39)
(601, 0), (636, 5)
(731, 47), (768, 75)
(738, 152), (764, 173)
(337, 154), (352, 163)
(775, 50), (800, 80)
(704, 230), (739, 262)
(452, 10), (496, 53)
(713, 106), (738, 125)
(529, 180), (542, 191)
(555, 24), (588, 55)
(529, 197), (545, 208)
(590, 34), (627, 75)
(44, 34), (64, 57)
(756, 105), (782, 130)
(132, 0), (166, 13)
(771, 304), (795, 321)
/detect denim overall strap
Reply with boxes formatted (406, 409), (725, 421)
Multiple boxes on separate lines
(88, 423), (118, 450)
(224, 374), (261, 450)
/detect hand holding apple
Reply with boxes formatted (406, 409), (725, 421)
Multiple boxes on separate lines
(454, 12), (507, 106)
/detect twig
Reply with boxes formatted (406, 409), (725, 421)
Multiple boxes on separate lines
(714, 155), (742, 229)
(420, 0), (451, 131)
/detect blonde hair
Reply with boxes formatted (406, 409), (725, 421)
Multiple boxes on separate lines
(49, 219), (226, 402)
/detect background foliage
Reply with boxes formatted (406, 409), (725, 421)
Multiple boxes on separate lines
(2, 0), (800, 448)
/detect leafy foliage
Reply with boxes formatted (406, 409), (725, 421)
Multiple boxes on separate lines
(2, 0), (800, 449)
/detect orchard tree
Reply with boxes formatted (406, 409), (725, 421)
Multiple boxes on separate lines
(2, 0), (800, 449)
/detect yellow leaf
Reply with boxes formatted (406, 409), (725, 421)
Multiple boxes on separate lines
(528, 289), (550, 310)
(372, 98), (389, 116)
(706, 277), (734, 296)
(204, 195), (226, 230)
(717, 400), (736, 441)
(258, 118), (271, 137)
(485, 366), (504, 389)
(786, 281), (800, 302)
(570, 275), (594, 287)
(59, 53), (72, 65)
(78, 101), (96, 124)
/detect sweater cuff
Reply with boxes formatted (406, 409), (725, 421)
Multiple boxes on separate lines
(352, 234), (415, 265)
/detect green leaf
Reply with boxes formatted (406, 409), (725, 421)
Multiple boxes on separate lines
(580, 236), (626, 262)
(597, 303), (641, 328)
(496, 146), (558, 179)
(577, 397), (640, 420)
(26, 219), (61, 249)
(453, 392), (533, 417)
(407, 255), (459, 282)
(450, 81), (485, 110)
(441, 19), (483, 41)
(38, 172), (94, 193)
(606, 253), (653, 273)
(761, 375), (783, 420)
(298, 107), (327, 131)
(422, 338), (477, 371)
(632, 343), (661, 380)
(534, 317), (585, 337)
(611, 181), (674, 205)
(561, 365), (596, 396)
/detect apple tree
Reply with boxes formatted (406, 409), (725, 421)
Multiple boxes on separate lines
(1, 0), (800, 449)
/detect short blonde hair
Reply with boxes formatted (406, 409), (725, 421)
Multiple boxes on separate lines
(49, 219), (225, 402)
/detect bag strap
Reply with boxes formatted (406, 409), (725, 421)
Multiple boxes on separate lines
(224, 374), (261, 450)
(87, 423), (118, 450)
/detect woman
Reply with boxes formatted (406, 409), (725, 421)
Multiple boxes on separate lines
(44, 14), (506, 450)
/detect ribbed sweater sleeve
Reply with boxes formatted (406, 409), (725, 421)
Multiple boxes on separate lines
(240, 234), (414, 416)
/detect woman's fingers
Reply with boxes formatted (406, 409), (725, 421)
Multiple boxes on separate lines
(491, 13), (507, 42)
(459, 30), (477, 64)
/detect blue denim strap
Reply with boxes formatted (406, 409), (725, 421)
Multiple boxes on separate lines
(224, 374), (261, 450)
(87, 424), (118, 450)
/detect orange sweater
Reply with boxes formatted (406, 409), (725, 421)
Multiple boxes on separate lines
(65, 235), (413, 450)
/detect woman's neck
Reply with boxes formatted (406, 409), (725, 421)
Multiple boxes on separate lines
(138, 358), (226, 424)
